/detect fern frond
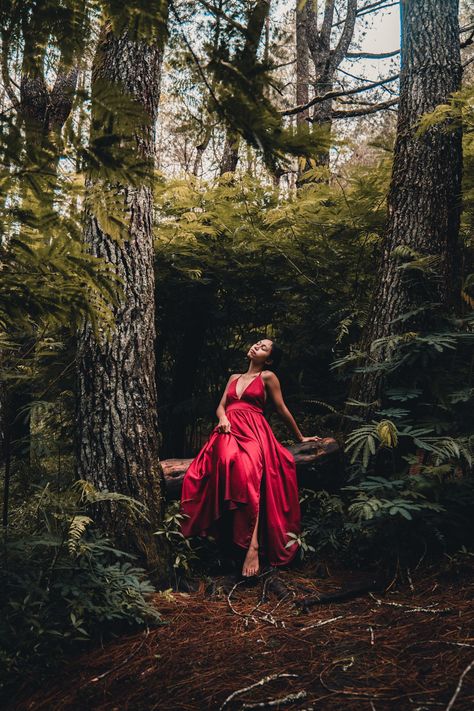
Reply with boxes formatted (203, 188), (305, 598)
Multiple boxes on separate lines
(68, 515), (93, 555)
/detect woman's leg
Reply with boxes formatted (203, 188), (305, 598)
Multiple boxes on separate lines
(242, 512), (260, 576)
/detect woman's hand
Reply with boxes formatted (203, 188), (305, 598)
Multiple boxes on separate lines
(216, 416), (231, 434)
(299, 435), (323, 443)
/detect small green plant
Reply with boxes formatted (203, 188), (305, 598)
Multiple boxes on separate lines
(299, 488), (349, 560)
(345, 419), (398, 470)
(343, 475), (446, 522)
(285, 529), (315, 559)
(154, 500), (200, 572)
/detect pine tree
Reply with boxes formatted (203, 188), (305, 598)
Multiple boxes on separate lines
(349, 0), (463, 414)
(76, 9), (171, 585)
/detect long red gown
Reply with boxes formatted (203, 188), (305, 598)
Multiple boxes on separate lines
(180, 372), (301, 566)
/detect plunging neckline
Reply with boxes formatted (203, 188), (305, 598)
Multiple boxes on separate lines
(235, 372), (261, 400)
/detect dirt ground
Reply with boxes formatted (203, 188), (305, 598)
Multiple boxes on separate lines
(9, 556), (474, 711)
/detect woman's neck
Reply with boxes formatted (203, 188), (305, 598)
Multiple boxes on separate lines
(245, 364), (264, 376)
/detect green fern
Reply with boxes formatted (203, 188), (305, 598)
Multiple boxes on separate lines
(67, 516), (93, 555)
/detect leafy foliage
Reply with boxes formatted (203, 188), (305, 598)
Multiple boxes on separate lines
(0, 480), (163, 690)
(153, 159), (390, 453)
(154, 500), (201, 573)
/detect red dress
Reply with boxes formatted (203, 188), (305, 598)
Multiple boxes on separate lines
(180, 373), (301, 566)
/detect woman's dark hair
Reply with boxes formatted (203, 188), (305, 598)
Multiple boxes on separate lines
(266, 340), (283, 370)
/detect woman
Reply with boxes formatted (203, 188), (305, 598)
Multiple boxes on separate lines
(180, 338), (321, 578)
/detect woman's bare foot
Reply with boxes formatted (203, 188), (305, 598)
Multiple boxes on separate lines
(242, 544), (260, 577)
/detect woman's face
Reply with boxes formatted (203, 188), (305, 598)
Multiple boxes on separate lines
(246, 339), (273, 365)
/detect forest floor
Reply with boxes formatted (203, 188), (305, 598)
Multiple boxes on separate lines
(9, 556), (474, 711)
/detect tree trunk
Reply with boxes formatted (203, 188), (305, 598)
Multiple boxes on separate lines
(219, 131), (241, 175)
(304, 0), (358, 170)
(296, 0), (310, 182)
(3, 8), (79, 464)
(218, 0), (271, 175)
(348, 0), (463, 412)
(76, 22), (171, 586)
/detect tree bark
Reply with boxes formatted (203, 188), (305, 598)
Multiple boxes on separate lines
(295, 0), (310, 182)
(76, 22), (171, 586)
(218, 0), (271, 175)
(304, 0), (358, 169)
(219, 130), (241, 175)
(348, 0), (463, 412)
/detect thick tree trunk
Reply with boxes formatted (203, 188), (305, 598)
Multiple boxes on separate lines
(349, 0), (462, 412)
(76, 24), (170, 586)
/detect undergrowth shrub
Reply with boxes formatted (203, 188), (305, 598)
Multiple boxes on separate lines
(0, 480), (163, 692)
(300, 473), (474, 572)
(303, 303), (474, 572)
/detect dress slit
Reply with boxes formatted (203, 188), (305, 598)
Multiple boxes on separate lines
(233, 459), (264, 552)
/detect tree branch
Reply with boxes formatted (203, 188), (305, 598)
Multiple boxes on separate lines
(242, 0), (270, 59)
(169, 1), (222, 115)
(337, 66), (399, 95)
(321, 0), (337, 45)
(280, 73), (399, 116)
(346, 49), (400, 59)
(359, 0), (394, 12)
(332, 97), (399, 118)
(195, 0), (247, 36)
(333, 1), (399, 27)
(329, 0), (358, 73)
(305, 0), (335, 65)
(461, 31), (474, 49)
(462, 55), (474, 70)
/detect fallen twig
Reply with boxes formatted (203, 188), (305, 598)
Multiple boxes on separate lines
(226, 570), (287, 628)
(368, 625), (375, 646)
(299, 615), (345, 631)
(219, 673), (299, 710)
(369, 593), (453, 614)
(296, 580), (379, 612)
(227, 579), (260, 625)
(241, 690), (307, 709)
(404, 639), (474, 654)
(445, 658), (474, 711)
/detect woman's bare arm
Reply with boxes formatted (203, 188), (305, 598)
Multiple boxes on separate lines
(216, 374), (239, 432)
(263, 371), (321, 443)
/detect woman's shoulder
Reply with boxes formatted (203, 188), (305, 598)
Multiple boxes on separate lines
(261, 370), (279, 382)
(228, 373), (241, 382)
